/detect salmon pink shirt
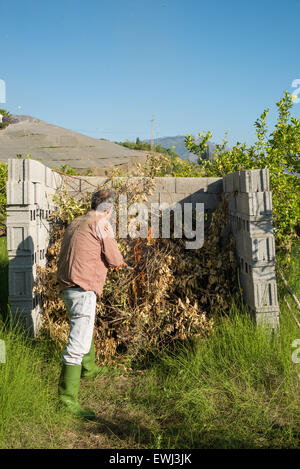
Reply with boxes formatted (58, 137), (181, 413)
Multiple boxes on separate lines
(57, 210), (124, 299)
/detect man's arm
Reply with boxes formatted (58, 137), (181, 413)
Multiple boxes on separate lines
(96, 219), (124, 268)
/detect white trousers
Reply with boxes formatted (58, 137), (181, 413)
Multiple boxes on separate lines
(61, 287), (97, 366)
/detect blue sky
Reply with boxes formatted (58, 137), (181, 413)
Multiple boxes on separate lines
(1, 0), (300, 146)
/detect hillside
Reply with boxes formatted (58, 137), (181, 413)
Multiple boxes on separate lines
(0, 116), (147, 175)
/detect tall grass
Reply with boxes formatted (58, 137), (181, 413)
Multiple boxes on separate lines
(129, 303), (300, 448)
(0, 321), (71, 448)
(127, 240), (299, 449)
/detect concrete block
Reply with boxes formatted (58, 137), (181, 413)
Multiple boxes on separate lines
(9, 299), (34, 312)
(8, 158), (59, 189)
(191, 192), (221, 210)
(6, 206), (34, 224)
(53, 171), (62, 189)
(44, 166), (62, 189)
(8, 159), (24, 182)
(250, 265), (276, 281)
(239, 262), (276, 282)
(154, 177), (176, 193)
(239, 169), (270, 193)
(227, 193), (236, 213)
(6, 224), (37, 252)
(7, 243), (34, 260)
(240, 275), (279, 313)
(24, 159), (46, 184)
(7, 181), (35, 205)
(45, 166), (53, 187)
(160, 192), (190, 206)
(229, 213), (274, 237)
(206, 178), (223, 193)
(224, 169), (270, 193)
(239, 236), (275, 266)
(223, 172), (235, 193)
(9, 267), (34, 298)
(175, 177), (206, 194)
(228, 192), (272, 217)
(232, 171), (241, 191)
(222, 176), (226, 193)
(8, 252), (33, 268)
(34, 182), (45, 205)
(144, 193), (160, 205)
(245, 192), (272, 216)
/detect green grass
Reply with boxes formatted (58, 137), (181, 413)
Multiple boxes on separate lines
(0, 236), (299, 448)
(0, 323), (73, 449)
(0, 238), (68, 448)
(125, 308), (300, 448)
(277, 240), (300, 303)
(72, 241), (300, 449)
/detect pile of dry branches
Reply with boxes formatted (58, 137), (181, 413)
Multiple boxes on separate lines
(35, 166), (238, 363)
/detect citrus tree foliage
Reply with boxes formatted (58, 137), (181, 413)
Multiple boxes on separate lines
(185, 92), (300, 250)
(35, 165), (237, 364)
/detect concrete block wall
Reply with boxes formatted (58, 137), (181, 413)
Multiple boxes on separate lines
(64, 175), (224, 213)
(6, 159), (279, 334)
(6, 159), (61, 335)
(223, 169), (280, 328)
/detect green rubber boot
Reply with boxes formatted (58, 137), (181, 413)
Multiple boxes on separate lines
(81, 339), (103, 379)
(58, 363), (96, 420)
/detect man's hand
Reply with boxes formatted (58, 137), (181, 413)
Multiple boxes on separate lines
(115, 262), (134, 271)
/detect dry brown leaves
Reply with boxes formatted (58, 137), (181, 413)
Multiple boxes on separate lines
(35, 160), (238, 364)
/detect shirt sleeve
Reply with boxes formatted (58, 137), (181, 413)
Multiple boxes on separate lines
(96, 219), (124, 268)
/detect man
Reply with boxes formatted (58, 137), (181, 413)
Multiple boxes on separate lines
(56, 189), (125, 420)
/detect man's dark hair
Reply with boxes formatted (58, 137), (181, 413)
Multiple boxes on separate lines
(91, 189), (114, 212)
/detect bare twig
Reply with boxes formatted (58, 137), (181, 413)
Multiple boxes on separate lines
(279, 269), (300, 311)
(284, 297), (300, 328)
(53, 169), (109, 189)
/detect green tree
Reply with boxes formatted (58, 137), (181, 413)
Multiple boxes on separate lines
(185, 92), (300, 250)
